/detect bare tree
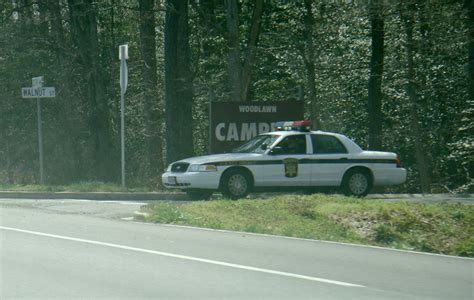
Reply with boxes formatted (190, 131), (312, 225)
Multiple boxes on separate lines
(368, 0), (384, 150)
(302, 0), (321, 129)
(225, 0), (264, 102)
(400, 3), (431, 193)
(466, 0), (474, 101)
(67, 0), (114, 180)
(138, 0), (164, 180)
(164, 0), (194, 163)
(240, 0), (264, 102)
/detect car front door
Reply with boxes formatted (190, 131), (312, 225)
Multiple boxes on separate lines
(259, 134), (312, 186)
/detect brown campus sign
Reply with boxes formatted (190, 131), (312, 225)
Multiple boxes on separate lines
(209, 101), (304, 153)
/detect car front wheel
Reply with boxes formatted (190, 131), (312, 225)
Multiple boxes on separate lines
(342, 170), (372, 197)
(221, 170), (251, 199)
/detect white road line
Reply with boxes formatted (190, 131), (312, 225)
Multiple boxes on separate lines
(0, 225), (364, 288)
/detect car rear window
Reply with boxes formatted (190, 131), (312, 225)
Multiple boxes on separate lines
(311, 134), (347, 154)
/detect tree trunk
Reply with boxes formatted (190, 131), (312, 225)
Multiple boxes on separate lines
(67, 0), (114, 181)
(37, 0), (49, 35)
(165, 0), (194, 164)
(49, 0), (65, 47)
(200, 0), (217, 79)
(225, 0), (242, 102)
(138, 0), (164, 180)
(20, 0), (34, 24)
(49, 0), (84, 181)
(466, 0), (474, 101)
(401, 5), (431, 193)
(224, 0), (264, 102)
(303, 0), (321, 129)
(368, 0), (384, 150)
(240, 0), (264, 102)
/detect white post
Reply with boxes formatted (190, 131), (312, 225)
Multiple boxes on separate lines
(33, 77), (45, 185)
(120, 88), (125, 187)
(119, 44), (129, 188)
(37, 97), (44, 185)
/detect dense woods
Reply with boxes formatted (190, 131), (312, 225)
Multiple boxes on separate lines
(0, 0), (472, 193)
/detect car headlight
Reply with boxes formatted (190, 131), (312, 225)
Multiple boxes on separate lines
(188, 164), (217, 172)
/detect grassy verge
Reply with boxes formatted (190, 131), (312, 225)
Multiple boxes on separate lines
(0, 182), (153, 192)
(141, 194), (474, 257)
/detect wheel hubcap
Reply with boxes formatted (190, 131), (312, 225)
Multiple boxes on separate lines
(348, 173), (368, 195)
(228, 174), (247, 196)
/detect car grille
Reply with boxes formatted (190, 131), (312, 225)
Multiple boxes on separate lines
(171, 163), (189, 173)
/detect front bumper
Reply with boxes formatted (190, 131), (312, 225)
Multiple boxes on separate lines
(161, 171), (221, 190)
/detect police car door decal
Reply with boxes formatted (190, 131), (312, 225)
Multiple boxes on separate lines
(283, 158), (298, 178)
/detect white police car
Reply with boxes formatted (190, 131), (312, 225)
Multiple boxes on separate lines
(162, 121), (407, 199)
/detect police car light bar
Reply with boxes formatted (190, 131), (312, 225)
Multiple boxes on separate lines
(274, 120), (312, 131)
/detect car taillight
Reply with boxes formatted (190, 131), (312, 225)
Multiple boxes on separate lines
(396, 154), (401, 168)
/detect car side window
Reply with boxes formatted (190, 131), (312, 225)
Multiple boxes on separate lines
(311, 135), (347, 154)
(273, 135), (307, 155)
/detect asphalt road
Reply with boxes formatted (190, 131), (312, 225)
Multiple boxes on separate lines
(0, 199), (472, 299)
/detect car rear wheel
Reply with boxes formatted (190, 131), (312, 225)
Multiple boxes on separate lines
(342, 170), (372, 197)
(221, 170), (251, 200)
(186, 190), (213, 201)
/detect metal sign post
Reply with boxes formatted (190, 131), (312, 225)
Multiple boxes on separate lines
(21, 76), (56, 185)
(119, 44), (129, 188)
(37, 97), (44, 185)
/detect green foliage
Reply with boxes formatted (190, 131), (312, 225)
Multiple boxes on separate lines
(146, 202), (185, 223)
(145, 194), (363, 242)
(373, 224), (399, 244)
(334, 201), (474, 256)
(142, 195), (474, 257)
(455, 237), (474, 257)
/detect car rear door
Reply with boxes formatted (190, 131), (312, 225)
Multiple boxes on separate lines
(309, 134), (350, 186)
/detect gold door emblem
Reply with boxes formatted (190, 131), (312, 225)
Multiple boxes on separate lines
(284, 158), (298, 178)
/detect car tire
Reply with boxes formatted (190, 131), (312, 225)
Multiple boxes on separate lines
(341, 169), (372, 197)
(186, 190), (213, 201)
(221, 170), (251, 200)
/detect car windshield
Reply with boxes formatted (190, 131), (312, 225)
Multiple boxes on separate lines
(232, 134), (280, 153)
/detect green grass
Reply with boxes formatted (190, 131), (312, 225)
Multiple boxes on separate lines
(142, 194), (474, 257)
(0, 182), (153, 192)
